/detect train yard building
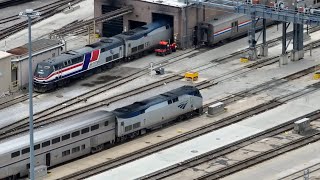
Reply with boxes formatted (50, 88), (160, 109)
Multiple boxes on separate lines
(8, 39), (63, 90)
(94, 0), (223, 49)
(0, 51), (14, 96)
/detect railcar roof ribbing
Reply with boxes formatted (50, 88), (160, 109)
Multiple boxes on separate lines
(0, 111), (114, 155)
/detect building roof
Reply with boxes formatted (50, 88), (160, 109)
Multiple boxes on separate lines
(140, 0), (189, 7)
(0, 51), (12, 59)
(7, 39), (62, 56)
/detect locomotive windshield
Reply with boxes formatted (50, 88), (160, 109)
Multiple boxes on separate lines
(34, 64), (54, 78)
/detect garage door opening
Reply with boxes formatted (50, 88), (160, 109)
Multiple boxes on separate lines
(152, 13), (174, 40)
(128, 20), (147, 30)
(102, 5), (123, 37)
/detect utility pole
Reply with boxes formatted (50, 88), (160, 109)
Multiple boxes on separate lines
(19, 9), (40, 180)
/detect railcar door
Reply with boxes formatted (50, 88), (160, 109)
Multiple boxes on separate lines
(231, 21), (238, 36)
(45, 153), (51, 167)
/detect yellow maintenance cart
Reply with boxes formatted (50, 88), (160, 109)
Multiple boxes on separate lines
(185, 71), (199, 81)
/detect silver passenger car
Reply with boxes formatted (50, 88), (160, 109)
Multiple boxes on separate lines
(0, 111), (115, 179)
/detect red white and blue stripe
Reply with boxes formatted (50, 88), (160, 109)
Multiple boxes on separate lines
(214, 20), (251, 37)
(34, 49), (101, 83)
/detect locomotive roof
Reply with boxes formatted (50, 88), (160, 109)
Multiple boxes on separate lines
(113, 86), (200, 118)
(0, 111), (115, 155)
(115, 20), (169, 41)
(41, 37), (122, 66)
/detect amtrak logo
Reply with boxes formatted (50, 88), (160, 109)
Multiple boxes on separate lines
(178, 101), (188, 109)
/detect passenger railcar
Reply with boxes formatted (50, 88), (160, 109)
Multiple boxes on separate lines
(0, 86), (202, 179)
(199, 14), (265, 45)
(33, 21), (173, 92)
(0, 111), (116, 179)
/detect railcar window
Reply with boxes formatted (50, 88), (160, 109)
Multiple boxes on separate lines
(120, 47), (122, 50)
(133, 122), (141, 129)
(101, 48), (106, 52)
(72, 146), (80, 153)
(22, 148), (30, 154)
(52, 137), (61, 144)
(42, 141), (50, 148)
(63, 61), (68, 66)
(132, 47), (138, 53)
(91, 124), (99, 131)
(138, 44), (144, 50)
(82, 144), (86, 150)
(34, 144), (40, 150)
(104, 121), (109, 126)
(72, 131), (80, 137)
(172, 98), (178, 103)
(11, 151), (20, 158)
(62, 150), (70, 157)
(166, 25), (170, 29)
(128, 43), (131, 48)
(106, 56), (112, 62)
(62, 134), (70, 141)
(125, 125), (132, 132)
(81, 127), (89, 134)
(168, 100), (172, 104)
(113, 54), (119, 59)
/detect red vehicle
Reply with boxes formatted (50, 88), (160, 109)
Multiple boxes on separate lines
(155, 40), (177, 56)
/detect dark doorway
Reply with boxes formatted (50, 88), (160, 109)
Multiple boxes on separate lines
(152, 13), (174, 40)
(45, 153), (51, 167)
(128, 20), (147, 30)
(152, 13), (174, 27)
(102, 5), (123, 37)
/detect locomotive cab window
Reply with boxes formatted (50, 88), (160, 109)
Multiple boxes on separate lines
(166, 25), (170, 29)
(104, 121), (109, 126)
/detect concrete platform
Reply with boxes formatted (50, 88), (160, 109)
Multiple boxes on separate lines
(223, 139), (320, 180)
(87, 90), (320, 180)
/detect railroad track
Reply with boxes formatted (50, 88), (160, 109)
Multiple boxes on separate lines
(279, 162), (320, 180)
(0, 0), (33, 10)
(194, 121), (320, 180)
(0, 93), (40, 111)
(142, 111), (320, 180)
(59, 67), (320, 179)
(0, 49), (283, 140)
(1, 22), (317, 114)
(2, 27), (320, 141)
(0, 0), (84, 40)
(0, 47), (200, 135)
